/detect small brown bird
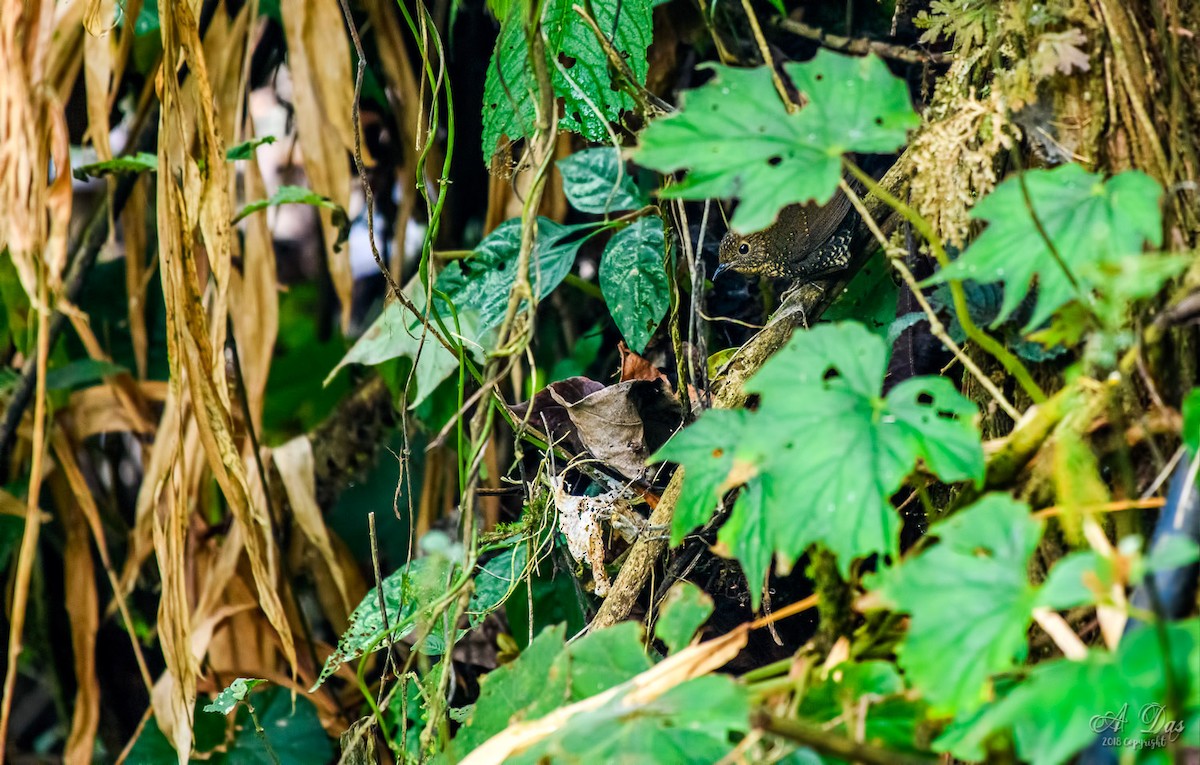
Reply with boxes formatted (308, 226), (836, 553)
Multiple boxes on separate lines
(716, 190), (854, 281)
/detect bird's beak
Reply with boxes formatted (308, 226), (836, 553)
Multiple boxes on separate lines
(713, 263), (730, 279)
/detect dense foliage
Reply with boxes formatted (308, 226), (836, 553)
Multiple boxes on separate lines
(1, 0), (1198, 763)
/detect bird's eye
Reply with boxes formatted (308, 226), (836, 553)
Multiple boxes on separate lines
(737, 242), (750, 255)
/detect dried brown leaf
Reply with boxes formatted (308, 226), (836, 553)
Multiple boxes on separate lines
(281, 0), (356, 330)
(122, 180), (152, 379)
(47, 475), (101, 765)
(274, 436), (353, 614)
(52, 430), (153, 690)
(618, 341), (669, 384)
(83, 0), (115, 161)
(152, 10), (297, 755)
(230, 157), (279, 429)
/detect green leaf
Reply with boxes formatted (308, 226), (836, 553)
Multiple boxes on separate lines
(316, 545), (530, 688)
(651, 409), (754, 545)
(925, 166), (1164, 331)
(452, 626), (569, 756)
(481, 0), (652, 159)
(225, 135), (276, 160)
(124, 700), (227, 764)
(234, 185), (350, 248)
(798, 661), (928, 756)
(634, 52), (918, 233)
(654, 581), (714, 654)
(509, 675), (749, 764)
(203, 678), (265, 714)
(0, 516), (25, 575)
(224, 686), (334, 765)
(128, 688), (331, 764)
(653, 324), (983, 602)
(45, 358), (126, 391)
(481, 9), (536, 159)
(599, 216), (669, 353)
(1036, 550), (1107, 610)
(313, 555), (456, 689)
(872, 494), (1043, 714)
(936, 620), (1200, 764)
(822, 251), (898, 333)
(436, 217), (589, 333)
(471, 543), (529, 621)
(557, 621), (654, 698)
(552, 0), (651, 142)
(1182, 387), (1200, 458)
(72, 152), (159, 181)
(327, 275), (477, 409)
(558, 147), (648, 214)
(0, 255), (30, 355)
(452, 622), (654, 759)
(744, 324), (983, 571)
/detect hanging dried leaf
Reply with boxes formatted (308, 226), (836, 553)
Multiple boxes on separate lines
(273, 436), (353, 613)
(280, 0), (357, 330)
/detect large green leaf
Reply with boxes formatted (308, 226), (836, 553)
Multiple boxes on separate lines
(127, 687), (331, 764)
(451, 622), (654, 758)
(925, 165), (1164, 331)
(872, 495), (1043, 714)
(509, 675), (750, 764)
(598, 215), (669, 353)
(652, 323), (984, 601)
(652, 409), (754, 545)
(451, 625), (569, 756)
(223, 686), (334, 765)
(481, 0), (651, 158)
(634, 52), (918, 233)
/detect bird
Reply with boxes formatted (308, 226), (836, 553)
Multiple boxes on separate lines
(715, 190), (855, 282)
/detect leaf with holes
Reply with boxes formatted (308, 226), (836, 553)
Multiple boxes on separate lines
(480, 0), (652, 159)
(545, 0), (651, 140)
(634, 51), (918, 233)
(652, 323), (983, 605)
(203, 678), (264, 715)
(870, 494), (1043, 714)
(924, 165), (1163, 331)
(599, 215), (669, 353)
(314, 551), (517, 689)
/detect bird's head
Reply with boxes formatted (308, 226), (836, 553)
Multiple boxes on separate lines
(717, 229), (781, 278)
